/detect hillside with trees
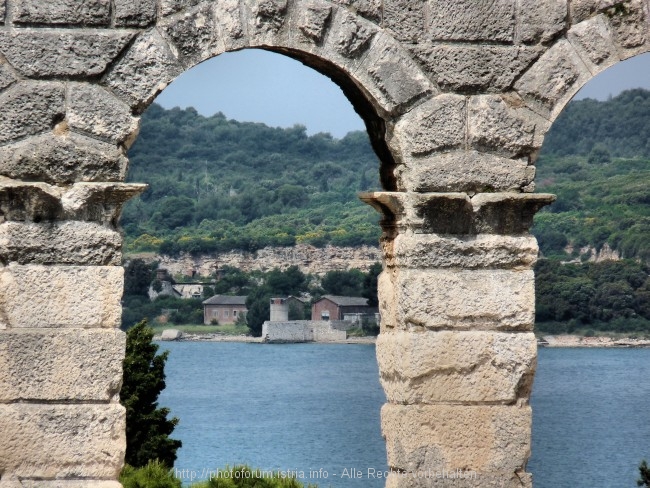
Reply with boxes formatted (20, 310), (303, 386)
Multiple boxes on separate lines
(533, 89), (650, 333)
(123, 104), (381, 255)
(123, 91), (650, 335)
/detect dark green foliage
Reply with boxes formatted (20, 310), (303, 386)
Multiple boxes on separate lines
(533, 155), (650, 263)
(122, 295), (205, 330)
(639, 460), (650, 487)
(535, 260), (650, 333)
(120, 464), (318, 488)
(542, 89), (650, 158)
(120, 460), (182, 488)
(320, 269), (365, 296)
(213, 266), (256, 295)
(362, 262), (382, 307)
(246, 287), (272, 337)
(123, 104), (381, 254)
(265, 266), (307, 297)
(288, 300), (308, 320)
(124, 259), (157, 298)
(121, 321), (182, 468)
(198, 466), (318, 488)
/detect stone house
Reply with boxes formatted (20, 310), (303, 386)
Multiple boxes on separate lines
(202, 295), (247, 325)
(311, 295), (377, 323)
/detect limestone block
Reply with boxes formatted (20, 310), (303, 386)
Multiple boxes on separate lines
(0, 31), (135, 78)
(518, 0), (567, 44)
(355, 33), (435, 116)
(390, 94), (466, 157)
(605, 0), (647, 56)
(159, 3), (224, 66)
(468, 94), (550, 158)
(331, 0), (381, 23)
(383, 268), (535, 331)
(409, 44), (543, 93)
(384, 471), (532, 488)
(377, 270), (397, 332)
(0, 180), (145, 223)
(161, 0), (204, 16)
(571, 0), (620, 23)
(394, 151), (535, 193)
(361, 191), (555, 236)
(0, 59), (17, 93)
(514, 40), (591, 119)
(0, 180), (64, 222)
(215, 0), (247, 51)
(0, 265), (123, 329)
(13, 0), (111, 26)
(0, 404), (125, 479)
(0, 133), (127, 184)
(426, 0), (515, 42)
(470, 192), (555, 234)
(383, 232), (539, 270)
(0, 221), (122, 266)
(60, 182), (146, 223)
(115, 0), (157, 27)
(381, 404), (531, 473)
(248, 0), (289, 38)
(376, 330), (537, 404)
(0, 82), (65, 145)
(568, 14), (620, 73)
(67, 83), (140, 148)
(104, 29), (184, 111)
(0, 328), (124, 402)
(297, 1), (332, 44)
(333, 9), (377, 57)
(383, 0), (425, 43)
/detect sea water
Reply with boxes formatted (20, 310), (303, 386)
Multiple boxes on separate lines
(159, 342), (650, 487)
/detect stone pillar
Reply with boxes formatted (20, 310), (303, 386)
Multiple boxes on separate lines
(362, 191), (554, 488)
(0, 181), (144, 488)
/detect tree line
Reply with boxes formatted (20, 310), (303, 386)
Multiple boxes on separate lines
(123, 103), (381, 254)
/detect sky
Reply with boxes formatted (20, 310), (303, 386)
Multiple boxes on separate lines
(156, 49), (650, 138)
(156, 49), (365, 139)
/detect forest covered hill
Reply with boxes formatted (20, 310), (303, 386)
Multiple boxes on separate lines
(125, 92), (650, 263)
(122, 103), (380, 254)
(122, 91), (650, 335)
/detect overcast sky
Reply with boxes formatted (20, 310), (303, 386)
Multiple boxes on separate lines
(156, 49), (650, 138)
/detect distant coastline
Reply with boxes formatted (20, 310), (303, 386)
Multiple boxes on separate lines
(539, 335), (650, 348)
(155, 333), (650, 348)
(154, 332), (376, 345)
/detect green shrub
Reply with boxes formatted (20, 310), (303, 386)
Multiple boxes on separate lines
(196, 466), (318, 488)
(120, 461), (181, 488)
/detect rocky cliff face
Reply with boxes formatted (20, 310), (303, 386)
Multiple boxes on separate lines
(149, 244), (383, 277)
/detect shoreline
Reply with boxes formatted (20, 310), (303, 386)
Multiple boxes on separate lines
(155, 332), (650, 348)
(539, 334), (650, 348)
(155, 332), (376, 345)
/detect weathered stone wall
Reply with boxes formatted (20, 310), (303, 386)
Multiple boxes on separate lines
(0, 0), (647, 486)
(262, 320), (349, 342)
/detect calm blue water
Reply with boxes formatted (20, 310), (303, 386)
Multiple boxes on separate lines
(159, 343), (650, 487)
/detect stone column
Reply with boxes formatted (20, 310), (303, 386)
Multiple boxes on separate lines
(362, 191), (554, 488)
(0, 181), (144, 488)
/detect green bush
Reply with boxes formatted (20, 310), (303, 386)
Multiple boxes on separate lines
(196, 466), (318, 488)
(120, 461), (181, 488)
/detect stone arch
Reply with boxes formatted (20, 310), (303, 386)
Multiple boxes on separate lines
(101, 1), (436, 190)
(1, 0), (650, 487)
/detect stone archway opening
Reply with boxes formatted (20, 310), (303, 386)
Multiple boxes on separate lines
(121, 45), (389, 482)
(528, 52), (650, 487)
